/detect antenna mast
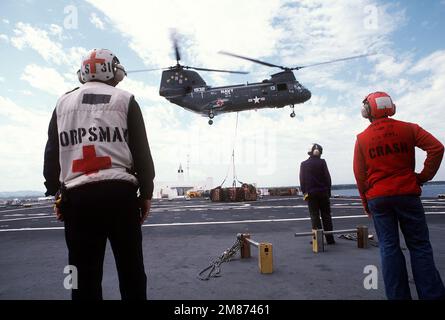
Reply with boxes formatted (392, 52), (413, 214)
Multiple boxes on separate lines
(187, 154), (190, 181)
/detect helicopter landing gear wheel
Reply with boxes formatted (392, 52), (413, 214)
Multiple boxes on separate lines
(290, 104), (296, 118)
(208, 111), (215, 125)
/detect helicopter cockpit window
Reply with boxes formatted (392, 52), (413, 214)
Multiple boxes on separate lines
(277, 83), (287, 91)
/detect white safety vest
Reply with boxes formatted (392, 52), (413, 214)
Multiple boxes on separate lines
(56, 81), (138, 190)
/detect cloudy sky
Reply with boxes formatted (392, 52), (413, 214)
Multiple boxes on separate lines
(0, 0), (444, 192)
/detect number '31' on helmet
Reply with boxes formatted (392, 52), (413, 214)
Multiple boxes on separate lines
(77, 48), (126, 84)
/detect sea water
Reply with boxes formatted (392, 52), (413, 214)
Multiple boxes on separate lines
(332, 183), (445, 198)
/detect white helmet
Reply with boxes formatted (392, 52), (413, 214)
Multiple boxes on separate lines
(77, 48), (126, 84)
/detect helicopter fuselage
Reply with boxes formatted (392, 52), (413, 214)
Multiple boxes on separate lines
(160, 70), (311, 119)
(132, 41), (369, 124)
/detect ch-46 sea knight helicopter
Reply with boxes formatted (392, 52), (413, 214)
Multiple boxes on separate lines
(128, 39), (371, 125)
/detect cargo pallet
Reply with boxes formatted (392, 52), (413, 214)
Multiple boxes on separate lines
(210, 184), (257, 202)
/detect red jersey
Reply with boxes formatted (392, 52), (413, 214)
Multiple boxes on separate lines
(353, 118), (444, 212)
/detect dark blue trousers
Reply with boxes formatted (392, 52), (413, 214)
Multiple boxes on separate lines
(369, 195), (445, 300)
(63, 181), (147, 300)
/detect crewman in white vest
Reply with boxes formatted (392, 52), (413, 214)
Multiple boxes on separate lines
(43, 48), (155, 300)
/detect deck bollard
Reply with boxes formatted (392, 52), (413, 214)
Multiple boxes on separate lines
(241, 233), (251, 258)
(312, 229), (324, 253)
(240, 233), (273, 274)
(357, 225), (368, 249)
(295, 226), (370, 252)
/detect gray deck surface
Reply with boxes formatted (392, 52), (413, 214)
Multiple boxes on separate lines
(1, 196), (444, 300)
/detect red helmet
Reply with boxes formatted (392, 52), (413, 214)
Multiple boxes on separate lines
(361, 91), (396, 119)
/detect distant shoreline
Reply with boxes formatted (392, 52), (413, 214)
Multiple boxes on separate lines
(331, 180), (445, 190)
(261, 180), (445, 191)
(1, 181), (445, 199)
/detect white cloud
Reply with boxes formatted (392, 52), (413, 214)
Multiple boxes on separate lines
(90, 13), (105, 30)
(410, 50), (445, 74)
(10, 22), (88, 69)
(21, 90), (33, 96)
(0, 96), (50, 191)
(2, 19), (9, 24)
(118, 78), (164, 102)
(11, 22), (65, 64)
(373, 54), (412, 78)
(87, 0), (403, 90)
(0, 34), (8, 43)
(87, 0), (283, 71)
(66, 47), (90, 72)
(397, 50), (445, 126)
(2, 1), (444, 191)
(85, 0), (445, 186)
(21, 64), (76, 96)
(0, 76), (4, 82)
(139, 97), (367, 186)
(49, 24), (64, 39)
(275, 1), (406, 93)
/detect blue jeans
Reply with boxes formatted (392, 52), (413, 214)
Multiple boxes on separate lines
(369, 195), (445, 300)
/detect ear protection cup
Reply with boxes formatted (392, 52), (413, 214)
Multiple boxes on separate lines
(114, 63), (126, 82)
(307, 145), (314, 156)
(388, 103), (396, 116)
(308, 143), (323, 156)
(361, 102), (370, 119)
(362, 92), (396, 119)
(77, 69), (86, 84)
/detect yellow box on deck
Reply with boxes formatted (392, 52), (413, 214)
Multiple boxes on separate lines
(258, 243), (273, 274)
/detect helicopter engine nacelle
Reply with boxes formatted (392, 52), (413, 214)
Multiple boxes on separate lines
(159, 69), (207, 98)
(159, 86), (187, 98)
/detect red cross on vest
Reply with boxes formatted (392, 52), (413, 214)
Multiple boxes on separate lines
(72, 145), (112, 175)
(83, 51), (105, 74)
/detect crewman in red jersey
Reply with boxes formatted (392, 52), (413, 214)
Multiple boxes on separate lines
(353, 91), (445, 300)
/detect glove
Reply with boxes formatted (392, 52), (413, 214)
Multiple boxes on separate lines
(54, 193), (64, 221)
(303, 193), (309, 201)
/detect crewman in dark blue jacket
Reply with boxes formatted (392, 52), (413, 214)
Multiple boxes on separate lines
(299, 143), (335, 244)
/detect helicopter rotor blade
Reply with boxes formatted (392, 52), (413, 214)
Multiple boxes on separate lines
(292, 53), (375, 70)
(186, 66), (249, 74)
(170, 31), (181, 64)
(174, 41), (181, 64)
(219, 51), (286, 70)
(126, 68), (169, 74)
